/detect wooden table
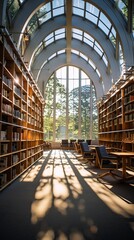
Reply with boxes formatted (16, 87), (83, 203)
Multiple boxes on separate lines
(110, 152), (134, 181)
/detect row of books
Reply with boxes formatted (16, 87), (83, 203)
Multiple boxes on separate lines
(0, 157), (8, 169)
(12, 132), (20, 141)
(14, 85), (21, 96)
(3, 89), (10, 98)
(124, 84), (134, 95)
(2, 103), (12, 114)
(12, 154), (19, 165)
(124, 95), (134, 104)
(125, 103), (134, 112)
(1, 130), (7, 140)
(3, 75), (12, 88)
(125, 113), (134, 122)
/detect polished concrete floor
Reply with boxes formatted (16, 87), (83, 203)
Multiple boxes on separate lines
(0, 149), (134, 240)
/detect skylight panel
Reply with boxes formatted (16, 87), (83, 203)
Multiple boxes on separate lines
(109, 32), (116, 47)
(73, 0), (84, 8)
(45, 2), (51, 12)
(95, 41), (103, 52)
(100, 12), (111, 30)
(45, 33), (54, 41)
(80, 53), (88, 61)
(102, 55), (108, 67)
(53, 6), (64, 17)
(55, 33), (65, 40)
(94, 41), (103, 56)
(55, 28), (65, 35)
(94, 45), (103, 57)
(83, 37), (93, 47)
(39, 12), (51, 25)
(111, 26), (116, 39)
(89, 60), (95, 70)
(85, 12), (98, 25)
(57, 50), (65, 55)
(73, 28), (82, 35)
(45, 38), (54, 46)
(96, 69), (101, 78)
(52, 0), (64, 8)
(48, 53), (56, 60)
(73, 8), (84, 17)
(71, 49), (79, 55)
(86, 3), (99, 17)
(98, 21), (109, 35)
(73, 33), (82, 41)
(84, 33), (94, 42)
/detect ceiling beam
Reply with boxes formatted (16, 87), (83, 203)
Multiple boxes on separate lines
(66, 0), (72, 64)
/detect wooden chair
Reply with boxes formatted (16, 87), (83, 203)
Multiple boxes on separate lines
(79, 142), (95, 164)
(95, 146), (121, 179)
(69, 139), (76, 150)
(86, 139), (91, 145)
(74, 142), (81, 154)
(61, 139), (69, 150)
(78, 139), (85, 144)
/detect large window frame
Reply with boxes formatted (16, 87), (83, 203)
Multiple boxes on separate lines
(44, 66), (98, 142)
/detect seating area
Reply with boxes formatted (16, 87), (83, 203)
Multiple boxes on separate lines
(71, 143), (134, 181)
(43, 140), (134, 182)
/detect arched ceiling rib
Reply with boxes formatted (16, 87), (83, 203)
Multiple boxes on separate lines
(25, 16), (120, 83)
(32, 38), (112, 90)
(25, 15), (66, 66)
(37, 53), (104, 100)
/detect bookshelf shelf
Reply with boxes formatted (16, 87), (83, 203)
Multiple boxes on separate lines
(98, 66), (134, 153)
(0, 27), (44, 190)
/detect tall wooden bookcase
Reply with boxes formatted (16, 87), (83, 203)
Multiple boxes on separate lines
(98, 67), (134, 152)
(0, 27), (44, 190)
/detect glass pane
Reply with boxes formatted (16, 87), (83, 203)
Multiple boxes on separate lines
(80, 53), (88, 61)
(100, 12), (111, 30)
(73, 0), (84, 9)
(86, 3), (99, 17)
(98, 21), (109, 35)
(53, 6), (64, 16)
(71, 49), (79, 55)
(85, 12), (98, 24)
(53, 0), (64, 8)
(73, 7), (84, 17)
(73, 33), (82, 41)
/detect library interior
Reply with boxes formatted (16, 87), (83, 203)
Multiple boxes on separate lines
(0, 1), (134, 240)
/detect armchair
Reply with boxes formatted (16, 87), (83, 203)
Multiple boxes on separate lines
(95, 146), (121, 179)
(79, 142), (95, 164)
(61, 139), (69, 150)
(70, 139), (76, 150)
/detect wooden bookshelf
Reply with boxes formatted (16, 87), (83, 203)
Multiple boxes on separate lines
(0, 27), (45, 190)
(98, 66), (134, 153)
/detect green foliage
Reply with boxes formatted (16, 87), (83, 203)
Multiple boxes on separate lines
(44, 74), (98, 141)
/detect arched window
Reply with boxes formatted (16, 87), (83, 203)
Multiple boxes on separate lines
(44, 66), (98, 141)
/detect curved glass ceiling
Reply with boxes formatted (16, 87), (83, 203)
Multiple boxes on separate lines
(7, 0), (132, 37)
(32, 28), (108, 69)
(6, 0), (129, 24)
(73, 0), (116, 48)
(7, 0), (117, 48)
(26, 1), (65, 35)
(35, 49), (102, 87)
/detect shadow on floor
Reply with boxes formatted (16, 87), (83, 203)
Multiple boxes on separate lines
(0, 150), (134, 240)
